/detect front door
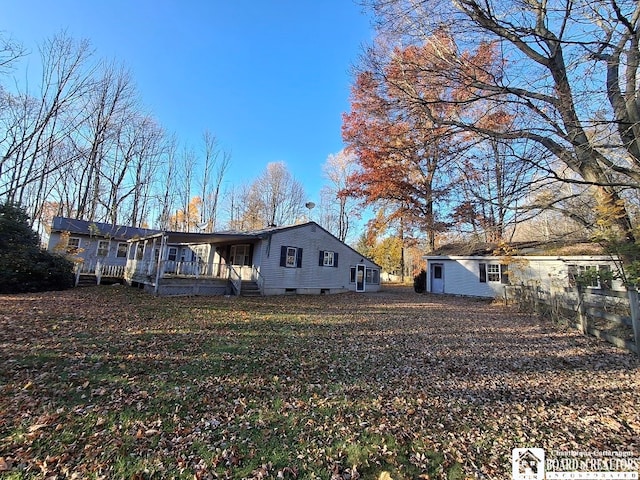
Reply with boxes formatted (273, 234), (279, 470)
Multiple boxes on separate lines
(356, 264), (366, 292)
(431, 263), (444, 293)
(230, 244), (251, 279)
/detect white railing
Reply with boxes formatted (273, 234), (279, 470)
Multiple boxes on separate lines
(252, 266), (264, 293)
(162, 261), (225, 278)
(75, 260), (126, 286)
(228, 265), (242, 295)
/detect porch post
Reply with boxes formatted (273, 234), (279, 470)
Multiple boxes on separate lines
(154, 234), (167, 295)
(147, 238), (157, 276)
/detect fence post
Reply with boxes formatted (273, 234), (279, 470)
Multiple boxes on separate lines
(627, 288), (640, 355)
(95, 260), (102, 285)
(576, 285), (588, 334)
(74, 263), (81, 287)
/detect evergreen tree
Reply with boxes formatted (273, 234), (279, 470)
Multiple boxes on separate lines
(0, 203), (74, 293)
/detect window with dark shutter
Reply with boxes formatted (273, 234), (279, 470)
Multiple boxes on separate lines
(333, 252), (338, 268)
(500, 264), (509, 284)
(281, 246), (302, 268)
(319, 250), (324, 266)
(479, 263), (487, 283)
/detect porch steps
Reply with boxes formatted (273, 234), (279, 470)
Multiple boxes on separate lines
(76, 274), (98, 287)
(240, 281), (261, 297)
(76, 274), (124, 287)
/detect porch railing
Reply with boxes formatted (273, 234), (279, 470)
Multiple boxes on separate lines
(75, 260), (126, 286)
(125, 260), (264, 295)
(251, 266), (264, 293)
(163, 260), (223, 277)
(228, 265), (242, 295)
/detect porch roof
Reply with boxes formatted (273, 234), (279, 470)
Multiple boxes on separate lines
(129, 230), (262, 245)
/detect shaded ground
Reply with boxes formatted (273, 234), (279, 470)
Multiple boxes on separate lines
(1, 285), (638, 479)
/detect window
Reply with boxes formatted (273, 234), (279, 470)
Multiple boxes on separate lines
(319, 250), (339, 267)
(350, 267), (356, 283)
(230, 244), (250, 266)
(117, 243), (128, 258)
(192, 245), (207, 263)
(433, 265), (443, 279)
(168, 247), (178, 262)
(97, 240), (110, 257)
(568, 264), (610, 289)
(367, 268), (380, 285)
(479, 262), (508, 284)
(136, 244), (144, 260)
(67, 237), (80, 254)
(487, 264), (500, 282)
(280, 245), (303, 268)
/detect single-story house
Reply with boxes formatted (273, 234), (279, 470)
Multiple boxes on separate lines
(47, 217), (161, 276)
(424, 241), (624, 298)
(124, 221), (381, 296)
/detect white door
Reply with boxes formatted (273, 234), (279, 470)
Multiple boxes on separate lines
(230, 244), (251, 280)
(356, 264), (366, 292)
(431, 263), (444, 293)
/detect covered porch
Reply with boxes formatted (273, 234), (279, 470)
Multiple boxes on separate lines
(124, 231), (264, 296)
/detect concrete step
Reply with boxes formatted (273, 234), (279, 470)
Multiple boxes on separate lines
(240, 281), (261, 296)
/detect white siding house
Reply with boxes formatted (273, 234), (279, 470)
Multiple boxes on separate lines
(125, 222), (381, 296)
(425, 252), (624, 299)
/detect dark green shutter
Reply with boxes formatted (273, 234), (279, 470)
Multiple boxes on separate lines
(280, 246), (287, 267)
(500, 264), (509, 284)
(479, 263), (487, 283)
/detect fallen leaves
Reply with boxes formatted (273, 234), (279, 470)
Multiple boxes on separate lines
(0, 286), (638, 479)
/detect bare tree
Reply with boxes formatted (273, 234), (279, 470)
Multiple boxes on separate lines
(363, 0), (640, 244)
(155, 135), (178, 230)
(253, 162), (306, 227)
(0, 33), (93, 222)
(320, 150), (360, 241)
(199, 130), (231, 232)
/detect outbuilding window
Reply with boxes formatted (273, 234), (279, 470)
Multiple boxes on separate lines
(568, 264), (611, 289)
(479, 263), (508, 284)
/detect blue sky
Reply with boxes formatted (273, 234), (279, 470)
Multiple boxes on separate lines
(3, 1), (374, 202)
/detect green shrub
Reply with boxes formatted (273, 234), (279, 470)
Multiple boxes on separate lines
(0, 203), (74, 293)
(414, 269), (426, 293)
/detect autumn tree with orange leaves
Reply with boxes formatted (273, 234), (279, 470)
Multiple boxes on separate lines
(342, 31), (518, 249)
(361, 0), (640, 254)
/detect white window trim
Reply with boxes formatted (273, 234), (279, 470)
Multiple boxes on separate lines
(67, 237), (80, 253)
(116, 242), (128, 258)
(323, 251), (334, 267)
(97, 240), (110, 257)
(487, 263), (501, 282)
(286, 247), (297, 268)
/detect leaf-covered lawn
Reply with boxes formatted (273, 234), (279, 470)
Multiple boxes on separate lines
(1, 285), (638, 479)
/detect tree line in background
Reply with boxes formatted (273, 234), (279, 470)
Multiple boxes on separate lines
(0, 32), (358, 248)
(6, 0), (640, 283)
(342, 0), (640, 282)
